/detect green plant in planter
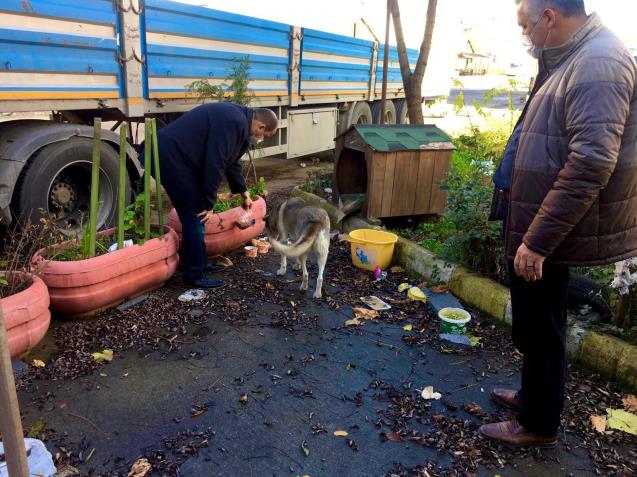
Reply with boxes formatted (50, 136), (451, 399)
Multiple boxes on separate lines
(212, 177), (267, 214)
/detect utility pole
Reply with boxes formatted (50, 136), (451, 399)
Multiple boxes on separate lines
(380, 0), (391, 125)
(0, 305), (29, 477)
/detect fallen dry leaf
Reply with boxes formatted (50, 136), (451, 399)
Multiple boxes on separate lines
(333, 430), (348, 437)
(91, 349), (113, 363)
(386, 431), (401, 442)
(403, 324), (413, 331)
(421, 386), (442, 400)
(345, 318), (363, 327)
(353, 307), (379, 320)
(57, 466), (81, 477)
(590, 415), (607, 433)
(416, 281), (428, 289)
(239, 394), (249, 405)
(390, 266), (405, 274)
(623, 394), (637, 413)
(31, 359), (45, 368)
(128, 458), (152, 477)
(430, 284), (449, 293)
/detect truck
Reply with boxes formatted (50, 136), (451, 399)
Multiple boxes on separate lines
(0, 0), (451, 232)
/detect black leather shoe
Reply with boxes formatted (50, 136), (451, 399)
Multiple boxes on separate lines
(184, 277), (225, 289)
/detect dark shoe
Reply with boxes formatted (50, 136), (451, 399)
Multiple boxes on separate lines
(491, 388), (522, 411)
(184, 277), (225, 289)
(204, 262), (226, 272)
(479, 419), (557, 448)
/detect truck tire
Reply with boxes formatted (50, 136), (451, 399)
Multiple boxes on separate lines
(371, 100), (397, 124)
(395, 99), (409, 124)
(12, 138), (128, 233)
(350, 102), (373, 126)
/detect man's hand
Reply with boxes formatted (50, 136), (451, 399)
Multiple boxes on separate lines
(514, 243), (546, 281)
(198, 209), (213, 224)
(241, 191), (253, 210)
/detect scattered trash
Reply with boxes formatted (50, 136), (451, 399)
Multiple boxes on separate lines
(590, 415), (607, 433)
(178, 289), (206, 302)
(353, 307), (379, 320)
(128, 458), (152, 477)
(256, 240), (271, 254)
(421, 386), (442, 400)
(373, 266), (387, 282)
(32, 359), (46, 368)
(360, 296), (391, 311)
(56, 465), (80, 477)
(345, 318), (363, 327)
(430, 284), (449, 294)
(0, 438), (56, 477)
(324, 187), (333, 194)
(439, 333), (473, 346)
(606, 408), (637, 435)
(466, 334), (481, 347)
(244, 245), (258, 258)
(407, 287), (427, 302)
(333, 430), (348, 437)
(623, 394), (637, 412)
(299, 162), (307, 168)
(300, 440), (310, 457)
(386, 431), (401, 442)
(91, 349), (113, 363)
(438, 307), (471, 334)
(390, 266), (405, 274)
(239, 394), (249, 405)
(108, 239), (134, 252)
(403, 324), (413, 331)
(211, 255), (233, 267)
(116, 294), (148, 312)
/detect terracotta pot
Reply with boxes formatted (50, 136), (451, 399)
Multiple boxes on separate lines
(244, 246), (258, 258)
(1, 272), (51, 358)
(256, 240), (270, 254)
(168, 196), (267, 256)
(32, 227), (179, 318)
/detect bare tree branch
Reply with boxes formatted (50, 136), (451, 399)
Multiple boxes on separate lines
(413, 0), (438, 80)
(389, 0), (413, 85)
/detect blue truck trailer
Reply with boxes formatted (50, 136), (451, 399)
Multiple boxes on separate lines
(0, 0), (436, 231)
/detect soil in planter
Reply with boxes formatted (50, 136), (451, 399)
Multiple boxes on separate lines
(0, 273), (31, 298)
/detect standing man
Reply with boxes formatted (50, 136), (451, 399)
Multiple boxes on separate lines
(482, 0), (637, 447)
(143, 103), (278, 288)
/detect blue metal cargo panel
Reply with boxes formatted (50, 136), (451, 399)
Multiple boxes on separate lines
(143, 0), (291, 99)
(376, 46), (419, 87)
(0, 0), (122, 101)
(300, 29), (374, 95)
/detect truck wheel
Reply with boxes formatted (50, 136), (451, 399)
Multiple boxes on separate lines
(350, 102), (373, 126)
(371, 100), (397, 124)
(12, 138), (128, 234)
(395, 99), (409, 124)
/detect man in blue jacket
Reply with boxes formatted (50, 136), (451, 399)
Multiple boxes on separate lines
(143, 103), (278, 288)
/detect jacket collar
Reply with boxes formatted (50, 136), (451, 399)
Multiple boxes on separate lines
(540, 12), (604, 71)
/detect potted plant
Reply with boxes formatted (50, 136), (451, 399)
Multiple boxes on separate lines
(32, 119), (179, 318)
(1, 221), (54, 358)
(168, 177), (267, 256)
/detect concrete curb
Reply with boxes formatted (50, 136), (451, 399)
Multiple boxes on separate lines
(292, 187), (637, 392)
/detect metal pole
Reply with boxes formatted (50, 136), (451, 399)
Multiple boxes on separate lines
(150, 119), (164, 231)
(88, 119), (101, 258)
(144, 119), (152, 241)
(0, 305), (29, 477)
(380, 0), (391, 125)
(117, 123), (128, 249)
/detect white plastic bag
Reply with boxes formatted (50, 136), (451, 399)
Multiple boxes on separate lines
(0, 438), (56, 477)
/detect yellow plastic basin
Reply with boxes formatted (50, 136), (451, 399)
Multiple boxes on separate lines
(347, 229), (398, 271)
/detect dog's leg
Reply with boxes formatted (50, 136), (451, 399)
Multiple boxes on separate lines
(299, 254), (309, 291)
(313, 233), (329, 299)
(277, 255), (287, 276)
(293, 259), (302, 271)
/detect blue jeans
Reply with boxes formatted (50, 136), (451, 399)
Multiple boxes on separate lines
(174, 207), (205, 282)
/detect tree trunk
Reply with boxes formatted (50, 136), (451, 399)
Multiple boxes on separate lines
(390, 0), (438, 124)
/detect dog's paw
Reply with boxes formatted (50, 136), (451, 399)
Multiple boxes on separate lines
(313, 290), (322, 299)
(300, 281), (309, 291)
(276, 267), (287, 276)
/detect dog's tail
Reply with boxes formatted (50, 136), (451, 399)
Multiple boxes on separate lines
(270, 221), (323, 258)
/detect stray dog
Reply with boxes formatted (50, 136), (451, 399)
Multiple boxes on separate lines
(266, 198), (330, 299)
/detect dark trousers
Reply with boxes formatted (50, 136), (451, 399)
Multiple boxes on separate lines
(174, 206), (206, 282)
(508, 259), (570, 437)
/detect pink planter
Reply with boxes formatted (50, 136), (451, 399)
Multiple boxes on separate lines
(1, 272), (51, 358)
(168, 196), (266, 256)
(32, 227), (179, 318)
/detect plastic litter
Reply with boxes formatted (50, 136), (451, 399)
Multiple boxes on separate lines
(373, 266), (387, 282)
(421, 386), (442, 400)
(407, 287), (427, 302)
(439, 333), (473, 346)
(0, 438), (56, 477)
(360, 296), (391, 311)
(178, 289), (207, 302)
(108, 239), (133, 252)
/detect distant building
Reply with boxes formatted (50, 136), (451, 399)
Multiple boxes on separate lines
(456, 36), (494, 76)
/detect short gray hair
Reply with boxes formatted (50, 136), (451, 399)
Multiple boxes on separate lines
(516, 0), (586, 20)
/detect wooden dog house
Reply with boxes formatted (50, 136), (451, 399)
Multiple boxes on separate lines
(333, 125), (455, 219)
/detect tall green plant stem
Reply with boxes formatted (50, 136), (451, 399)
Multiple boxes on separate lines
(151, 119), (164, 230)
(144, 119), (152, 241)
(89, 118), (101, 258)
(118, 123), (128, 249)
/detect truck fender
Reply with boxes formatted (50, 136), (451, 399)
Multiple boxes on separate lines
(0, 120), (141, 225)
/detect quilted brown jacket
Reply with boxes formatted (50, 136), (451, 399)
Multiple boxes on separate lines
(507, 13), (637, 265)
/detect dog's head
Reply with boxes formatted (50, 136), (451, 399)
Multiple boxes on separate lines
(264, 202), (281, 240)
